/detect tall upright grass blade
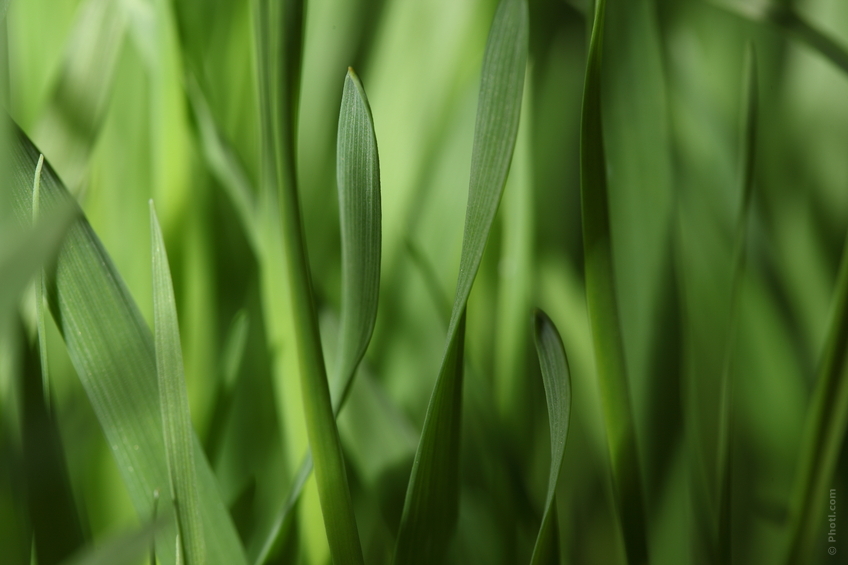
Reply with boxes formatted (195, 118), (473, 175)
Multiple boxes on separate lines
(784, 175), (848, 562)
(150, 202), (205, 565)
(714, 45), (758, 564)
(579, 0), (649, 563)
(249, 67), (381, 565)
(530, 309), (572, 565)
(392, 0), (528, 562)
(32, 154), (51, 403)
(8, 126), (247, 565)
(255, 0), (364, 562)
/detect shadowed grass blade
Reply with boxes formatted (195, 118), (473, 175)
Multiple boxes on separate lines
(530, 309), (572, 565)
(715, 45), (758, 564)
(60, 518), (168, 565)
(150, 202), (205, 565)
(9, 125), (247, 565)
(579, 0), (649, 563)
(392, 0), (528, 562)
(249, 67), (381, 565)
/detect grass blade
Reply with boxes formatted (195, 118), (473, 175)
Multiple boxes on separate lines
(579, 1), (649, 563)
(249, 67), (381, 565)
(714, 45), (758, 564)
(61, 518), (169, 565)
(150, 202), (205, 565)
(255, 0), (364, 562)
(8, 125), (247, 565)
(530, 309), (572, 565)
(392, 0), (528, 562)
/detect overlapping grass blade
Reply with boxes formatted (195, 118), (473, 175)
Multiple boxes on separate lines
(392, 0), (528, 562)
(530, 309), (572, 565)
(579, 0), (649, 563)
(784, 162), (848, 562)
(150, 202), (205, 565)
(255, 0), (364, 562)
(249, 67), (381, 565)
(8, 125), (247, 565)
(710, 1), (848, 76)
(714, 46), (758, 564)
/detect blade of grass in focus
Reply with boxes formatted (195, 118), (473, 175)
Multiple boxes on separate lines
(254, 0), (364, 562)
(150, 202), (205, 565)
(250, 67), (381, 565)
(392, 0), (528, 562)
(530, 309), (572, 565)
(8, 125), (247, 565)
(714, 45), (758, 564)
(579, 0), (649, 563)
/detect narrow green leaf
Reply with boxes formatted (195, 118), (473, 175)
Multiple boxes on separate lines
(579, 1), (649, 563)
(392, 0), (528, 562)
(530, 309), (572, 565)
(32, 154), (51, 403)
(255, 0), (365, 562)
(715, 45), (758, 564)
(249, 67), (381, 565)
(150, 202), (205, 565)
(8, 125), (247, 565)
(710, 1), (848, 76)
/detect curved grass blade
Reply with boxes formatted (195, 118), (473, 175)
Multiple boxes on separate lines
(714, 45), (758, 564)
(392, 0), (528, 562)
(709, 1), (848, 76)
(150, 202), (205, 565)
(249, 67), (381, 565)
(784, 162), (848, 563)
(8, 125), (247, 565)
(579, 0), (649, 563)
(530, 309), (572, 565)
(255, 0), (364, 562)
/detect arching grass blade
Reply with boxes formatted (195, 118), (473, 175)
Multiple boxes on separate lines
(530, 309), (572, 565)
(392, 0), (528, 562)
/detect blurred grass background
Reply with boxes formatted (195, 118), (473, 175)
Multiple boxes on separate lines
(2, 0), (848, 563)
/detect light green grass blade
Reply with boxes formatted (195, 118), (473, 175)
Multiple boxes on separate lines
(332, 67), (382, 411)
(392, 0), (528, 562)
(579, 1), (649, 563)
(530, 309), (572, 565)
(249, 66), (381, 565)
(8, 126), (247, 565)
(714, 45), (758, 564)
(60, 518), (168, 565)
(150, 202), (205, 565)
(710, 1), (848, 76)
(255, 0), (364, 562)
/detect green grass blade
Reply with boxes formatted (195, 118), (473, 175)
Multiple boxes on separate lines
(150, 202), (205, 565)
(714, 45), (758, 564)
(255, 0), (364, 562)
(579, 1), (649, 563)
(530, 309), (572, 565)
(332, 67), (382, 411)
(710, 1), (848, 76)
(248, 67), (381, 565)
(8, 125), (247, 565)
(392, 0), (528, 562)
